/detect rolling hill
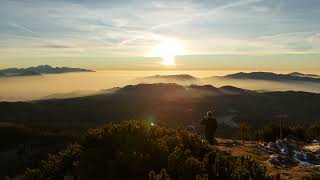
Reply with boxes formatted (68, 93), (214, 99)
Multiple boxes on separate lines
(0, 83), (319, 133)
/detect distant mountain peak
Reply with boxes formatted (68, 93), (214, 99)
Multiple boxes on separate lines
(289, 72), (304, 76)
(144, 74), (197, 81)
(220, 85), (251, 94)
(0, 65), (94, 77)
(224, 71), (320, 83)
(288, 72), (320, 78)
(36, 64), (52, 68)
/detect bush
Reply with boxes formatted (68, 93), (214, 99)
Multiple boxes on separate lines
(306, 123), (320, 141)
(23, 144), (81, 180)
(249, 122), (320, 142)
(303, 168), (320, 180)
(235, 121), (252, 140)
(23, 120), (277, 180)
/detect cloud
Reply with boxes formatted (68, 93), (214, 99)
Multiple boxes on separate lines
(8, 22), (37, 35)
(1, 0), (320, 58)
(40, 45), (72, 49)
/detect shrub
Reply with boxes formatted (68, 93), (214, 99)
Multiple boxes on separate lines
(235, 121), (252, 140)
(306, 123), (320, 141)
(23, 120), (276, 180)
(303, 168), (320, 180)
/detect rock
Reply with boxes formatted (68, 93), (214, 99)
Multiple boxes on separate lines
(258, 138), (320, 166)
(270, 155), (281, 166)
(231, 140), (241, 146)
(186, 125), (196, 133)
(222, 140), (241, 147)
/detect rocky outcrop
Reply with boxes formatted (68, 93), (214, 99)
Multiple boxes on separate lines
(258, 138), (320, 167)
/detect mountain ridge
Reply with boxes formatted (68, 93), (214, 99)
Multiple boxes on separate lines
(222, 72), (320, 83)
(0, 65), (94, 77)
(136, 72), (320, 84)
(0, 83), (319, 130)
(288, 72), (320, 78)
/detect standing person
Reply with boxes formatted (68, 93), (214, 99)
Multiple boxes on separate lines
(201, 111), (217, 145)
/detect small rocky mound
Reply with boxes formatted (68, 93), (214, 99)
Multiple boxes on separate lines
(258, 138), (320, 167)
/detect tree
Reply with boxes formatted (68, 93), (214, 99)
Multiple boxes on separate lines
(236, 121), (251, 140)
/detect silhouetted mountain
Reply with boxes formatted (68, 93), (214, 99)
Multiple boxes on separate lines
(223, 72), (320, 83)
(20, 70), (42, 76)
(220, 85), (252, 94)
(288, 72), (320, 78)
(0, 65), (94, 77)
(0, 83), (319, 133)
(140, 74), (197, 82)
(118, 84), (251, 99)
(138, 73), (320, 87)
(40, 90), (97, 100)
(120, 83), (185, 94)
(188, 84), (222, 94)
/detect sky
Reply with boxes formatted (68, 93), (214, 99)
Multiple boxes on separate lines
(1, 0), (320, 71)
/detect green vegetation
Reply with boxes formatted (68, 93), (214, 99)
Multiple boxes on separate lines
(235, 121), (251, 141)
(21, 120), (278, 180)
(0, 123), (73, 177)
(235, 122), (320, 142)
(303, 169), (320, 180)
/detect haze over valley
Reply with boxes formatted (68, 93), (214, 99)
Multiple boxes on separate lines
(1, 68), (320, 101)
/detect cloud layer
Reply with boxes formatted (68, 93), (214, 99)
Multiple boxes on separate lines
(1, 0), (320, 69)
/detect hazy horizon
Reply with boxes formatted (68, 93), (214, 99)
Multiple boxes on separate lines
(1, 54), (320, 73)
(1, 70), (320, 102)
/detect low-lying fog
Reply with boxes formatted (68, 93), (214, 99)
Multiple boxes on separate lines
(1, 70), (320, 101)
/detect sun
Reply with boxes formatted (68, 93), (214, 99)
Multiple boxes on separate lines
(150, 39), (186, 65)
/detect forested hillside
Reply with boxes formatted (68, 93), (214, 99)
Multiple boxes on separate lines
(1, 83), (319, 132)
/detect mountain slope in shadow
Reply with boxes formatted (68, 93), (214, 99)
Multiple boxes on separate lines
(0, 83), (319, 132)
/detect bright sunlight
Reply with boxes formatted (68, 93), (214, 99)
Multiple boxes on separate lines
(150, 39), (186, 65)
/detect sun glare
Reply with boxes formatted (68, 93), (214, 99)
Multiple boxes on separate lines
(150, 39), (186, 65)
